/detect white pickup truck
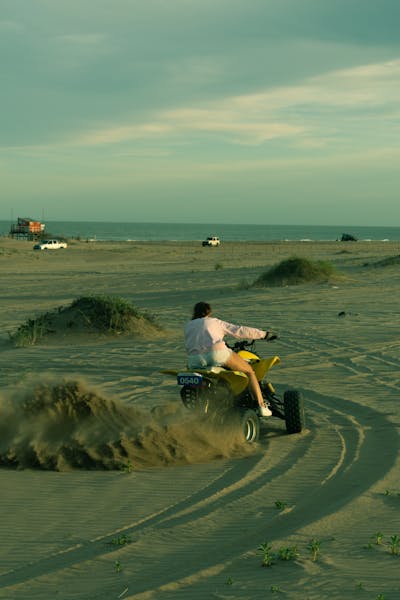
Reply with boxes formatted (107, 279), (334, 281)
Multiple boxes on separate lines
(202, 236), (221, 247)
(33, 239), (68, 250)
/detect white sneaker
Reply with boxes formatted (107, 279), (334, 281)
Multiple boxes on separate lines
(259, 404), (272, 417)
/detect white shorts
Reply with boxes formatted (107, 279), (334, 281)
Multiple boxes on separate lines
(187, 346), (232, 369)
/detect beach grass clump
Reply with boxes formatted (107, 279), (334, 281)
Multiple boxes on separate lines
(69, 295), (155, 332)
(111, 534), (132, 546)
(114, 560), (123, 573)
(10, 295), (160, 346)
(258, 542), (275, 567)
(274, 499), (288, 511)
(9, 315), (54, 347)
(389, 534), (400, 555)
(254, 256), (336, 287)
(278, 545), (299, 561)
(308, 538), (321, 562)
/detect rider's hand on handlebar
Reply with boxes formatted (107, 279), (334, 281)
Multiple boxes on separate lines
(264, 331), (278, 341)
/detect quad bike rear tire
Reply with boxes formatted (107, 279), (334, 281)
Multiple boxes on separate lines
(180, 379), (231, 413)
(283, 390), (305, 434)
(237, 408), (260, 443)
(180, 386), (207, 411)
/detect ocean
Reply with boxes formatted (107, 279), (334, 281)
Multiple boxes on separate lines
(1, 220), (400, 242)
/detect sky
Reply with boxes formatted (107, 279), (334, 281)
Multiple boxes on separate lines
(1, 0), (399, 225)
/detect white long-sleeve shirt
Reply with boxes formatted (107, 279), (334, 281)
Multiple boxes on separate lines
(184, 316), (266, 355)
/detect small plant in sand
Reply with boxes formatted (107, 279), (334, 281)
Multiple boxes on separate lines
(388, 534), (400, 555)
(308, 538), (321, 562)
(278, 545), (299, 561)
(274, 499), (288, 511)
(258, 542), (275, 567)
(270, 585), (282, 593)
(365, 542), (374, 550)
(226, 577), (233, 585)
(112, 534), (132, 547)
(254, 256), (337, 287)
(114, 560), (123, 573)
(214, 262), (223, 270)
(373, 531), (384, 545)
(383, 489), (400, 497)
(356, 581), (364, 590)
(120, 460), (134, 473)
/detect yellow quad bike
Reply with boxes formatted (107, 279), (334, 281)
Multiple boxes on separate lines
(163, 339), (305, 443)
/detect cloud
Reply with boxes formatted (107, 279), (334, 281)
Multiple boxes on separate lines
(0, 20), (24, 32)
(2, 1), (399, 150)
(74, 105), (304, 147)
(64, 58), (400, 151)
(2, 54), (398, 157)
(56, 33), (108, 46)
(75, 123), (174, 145)
(233, 59), (400, 112)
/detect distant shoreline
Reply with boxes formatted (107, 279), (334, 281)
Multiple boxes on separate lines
(2, 237), (400, 248)
(1, 220), (400, 243)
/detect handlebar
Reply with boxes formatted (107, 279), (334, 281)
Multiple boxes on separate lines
(227, 335), (278, 352)
(265, 333), (278, 341)
(227, 340), (255, 352)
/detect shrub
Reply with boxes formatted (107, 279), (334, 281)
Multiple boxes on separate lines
(69, 295), (154, 332)
(10, 295), (160, 346)
(9, 315), (53, 347)
(254, 256), (336, 287)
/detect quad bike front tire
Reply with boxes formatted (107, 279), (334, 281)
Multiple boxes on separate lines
(283, 390), (305, 434)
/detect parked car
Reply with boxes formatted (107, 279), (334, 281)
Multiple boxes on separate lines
(33, 239), (68, 250)
(202, 236), (221, 247)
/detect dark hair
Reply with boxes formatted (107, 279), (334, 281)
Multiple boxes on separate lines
(192, 302), (211, 319)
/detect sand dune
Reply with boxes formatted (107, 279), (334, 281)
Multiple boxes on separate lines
(0, 238), (399, 599)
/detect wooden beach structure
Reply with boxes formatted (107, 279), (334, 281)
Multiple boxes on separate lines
(9, 217), (45, 241)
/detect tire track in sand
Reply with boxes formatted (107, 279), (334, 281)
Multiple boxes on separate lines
(115, 390), (398, 600)
(0, 386), (397, 599)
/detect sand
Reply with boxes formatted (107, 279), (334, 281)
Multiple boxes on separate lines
(0, 237), (399, 599)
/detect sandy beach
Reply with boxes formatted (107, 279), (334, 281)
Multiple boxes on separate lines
(0, 237), (399, 599)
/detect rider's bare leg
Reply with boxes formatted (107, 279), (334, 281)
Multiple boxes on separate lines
(223, 352), (265, 408)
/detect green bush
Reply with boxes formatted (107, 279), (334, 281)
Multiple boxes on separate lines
(254, 256), (336, 287)
(10, 295), (159, 346)
(69, 295), (152, 332)
(9, 316), (52, 347)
